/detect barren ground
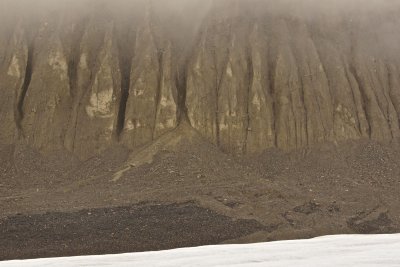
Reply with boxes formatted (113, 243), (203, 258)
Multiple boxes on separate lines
(1, 127), (399, 260)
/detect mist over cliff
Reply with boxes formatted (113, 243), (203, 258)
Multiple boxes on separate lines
(1, 0), (400, 159)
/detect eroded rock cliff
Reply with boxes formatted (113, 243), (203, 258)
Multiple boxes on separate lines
(1, 0), (400, 159)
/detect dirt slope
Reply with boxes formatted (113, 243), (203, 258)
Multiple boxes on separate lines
(0, 125), (399, 259)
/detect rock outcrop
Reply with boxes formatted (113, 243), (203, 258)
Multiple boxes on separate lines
(1, 0), (400, 159)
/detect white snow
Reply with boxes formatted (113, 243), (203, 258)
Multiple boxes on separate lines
(2, 234), (400, 267)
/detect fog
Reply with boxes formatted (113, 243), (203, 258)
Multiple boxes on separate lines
(1, 0), (400, 62)
(1, 0), (399, 30)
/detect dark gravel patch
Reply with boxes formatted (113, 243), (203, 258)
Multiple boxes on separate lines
(0, 203), (264, 261)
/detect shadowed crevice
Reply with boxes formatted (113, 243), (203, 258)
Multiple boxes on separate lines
(152, 49), (164, 140)
(243, 45), (253, 153)
(176, 60), (190, 124)
(115, 27), (135, 140)
(15, 41), (34, 135)
(66, 19), (88, 99)
(267, 44), (278, 148)
(349, 64), (372, 138)
(115, 59), (131, 139)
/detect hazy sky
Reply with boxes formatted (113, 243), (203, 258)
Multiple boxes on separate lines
(1, 0), (399, 61)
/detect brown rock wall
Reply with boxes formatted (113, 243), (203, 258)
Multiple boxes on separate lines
(1, 0), (400, 158)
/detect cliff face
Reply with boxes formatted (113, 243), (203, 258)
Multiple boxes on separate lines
(1, 0), (400, 159)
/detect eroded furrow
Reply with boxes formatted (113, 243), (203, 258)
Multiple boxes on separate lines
(15, 41), (34, 135)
